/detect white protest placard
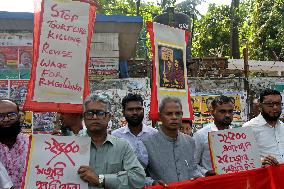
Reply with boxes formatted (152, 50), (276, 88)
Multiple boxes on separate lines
(208, 127), (262, 174)
(23, 135), (91, 189)
(24, 0), (96, 112)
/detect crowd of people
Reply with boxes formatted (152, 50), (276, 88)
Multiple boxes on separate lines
(0, 88), (283, 188)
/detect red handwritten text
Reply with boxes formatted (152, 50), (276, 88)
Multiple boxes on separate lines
(221, 162), (256, 174)
(39, 77), (83, 92)
(47, 30), (81, 45)
(40, 59), (67, 69)
(44, 138), (79, 166)
(51, 4), (79, 22)
(47, 20), (86, 34)
(42, 42), (72, 58)
(222, 142), (252, 154)
(217, 132), (247, 144)
(36, 179), (80, 189)
(35, 162), (66, 180)
(217, 154), (249, 164)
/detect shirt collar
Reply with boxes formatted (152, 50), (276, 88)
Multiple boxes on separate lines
(122, 124), (149, 134)
(256, 113), (282, 127)
(158, 127), (179, 142)
(209, 122), (233, 131)
(104, 134), (115, 145)
(89, 133), (115, 146)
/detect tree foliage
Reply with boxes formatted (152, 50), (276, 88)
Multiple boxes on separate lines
(249, 0), (284, 60)
(192, 4), (231, 57)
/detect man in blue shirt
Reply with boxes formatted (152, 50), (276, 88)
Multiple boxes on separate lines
(112, 93), (157, 165)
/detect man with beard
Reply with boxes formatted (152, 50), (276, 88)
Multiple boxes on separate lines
(112, 93), (157, 164)
(140, 97), (201, 186)
(194, 95), (234, 176)
(78, 94), (145, 188)
(0, 99), (30, 189)
(243, 89), (284, 166)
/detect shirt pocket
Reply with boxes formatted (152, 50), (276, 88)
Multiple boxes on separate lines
(107, 162), (122, 173)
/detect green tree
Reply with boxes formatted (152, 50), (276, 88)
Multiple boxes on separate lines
(192, 4), (231, 57)
(250, 0), (284, 60)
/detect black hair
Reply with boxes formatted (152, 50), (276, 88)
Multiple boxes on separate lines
(0, 98), (20, 112)
(182, 119), (192, 127)
(122, 93), (143, 110)
(211, 95), (234, 110)
(259, 89), (282, 103)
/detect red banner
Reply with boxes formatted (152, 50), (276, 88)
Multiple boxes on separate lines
(24, 0), (96, 113)
(144, 164), (284, 189)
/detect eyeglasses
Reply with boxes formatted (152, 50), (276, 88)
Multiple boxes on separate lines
(262, 102), (283, 108)
(83, 110), (109, 120)
(0, 112), (18, 121)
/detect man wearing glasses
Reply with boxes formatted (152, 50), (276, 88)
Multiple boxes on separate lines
(0, 99), (30, 189)
(243, 89), (284, 166)
(194, 95), (234, 176)
(139, 96), (201, 186)
(77, 94), (145, 189)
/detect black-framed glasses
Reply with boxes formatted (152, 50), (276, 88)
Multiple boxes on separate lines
(84, 110), (109, 120)
(0, 112), (18, 121)
(262, 102), (283, 108)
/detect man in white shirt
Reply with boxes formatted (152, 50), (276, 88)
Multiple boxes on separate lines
(243, 89), (283, 166)
(112, 93), (157, 165)
(0, 161), (13, 189)
(194, 95), (235, 176)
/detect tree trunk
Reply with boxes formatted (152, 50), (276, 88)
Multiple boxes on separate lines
(230, 0), (240, 59)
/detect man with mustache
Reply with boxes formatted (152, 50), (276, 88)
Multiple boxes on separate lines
(78, 94), (145, 189)
(243, 89), (284, 166)
(140, 96), (201, 186)
(194, 95), (235, 176)
(112, 93), (157, 164)
(0, 99), (30, 189)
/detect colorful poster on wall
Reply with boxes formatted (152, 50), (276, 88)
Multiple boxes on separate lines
(18, 46), (32, 69)
(0, 80), (9, 98)
(20, 111), (33, 135)
(24, 0), (96, 112)
(90, 78), (152, 130)
(0, 46), (18, 68)
(208, 127), (262, 175)
(9, 80), (29, 107)
(32, 112), (56, 134)
(89, 57), (119, 80)
(147, 22), (192, 120)
(23, 135), (91, 189)
(191, 94), (243, 131)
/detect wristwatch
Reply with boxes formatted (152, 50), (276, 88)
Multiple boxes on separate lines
(98, 174), (105, 187)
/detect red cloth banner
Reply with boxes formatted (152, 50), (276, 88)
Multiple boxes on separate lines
(24, 0), (96, 113)
(145, 164), (284, 189)
(147, 22), (193, 120)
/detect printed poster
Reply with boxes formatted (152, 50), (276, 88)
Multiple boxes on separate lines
(208, 127), (262, 174)
(0, 80), (9, 98)
(23, 135), (91, 189)
(9, 80), (29, 107)
(32, 112), (56, 134)
(147, 22), (193, 120)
